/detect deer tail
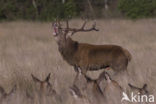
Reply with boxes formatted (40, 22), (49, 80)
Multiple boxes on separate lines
(122, 48), (132, 61)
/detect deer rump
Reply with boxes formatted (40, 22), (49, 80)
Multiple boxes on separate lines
(59, 39), (131, 72)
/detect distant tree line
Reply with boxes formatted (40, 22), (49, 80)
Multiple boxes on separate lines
(0, 0), (156, 21)
(119, 0), (156, 19)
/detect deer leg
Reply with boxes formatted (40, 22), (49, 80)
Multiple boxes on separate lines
(74, 65), (79, 72)
(80, 67), (88, 76)
(73, 66), (82, 84)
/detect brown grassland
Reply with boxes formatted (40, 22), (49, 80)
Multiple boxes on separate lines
(0, 19), (156, 104)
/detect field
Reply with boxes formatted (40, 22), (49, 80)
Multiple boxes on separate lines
(0, 19), (156, 104)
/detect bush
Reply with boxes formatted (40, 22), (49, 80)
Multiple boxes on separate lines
(118, 0), (156, 19)
(0, 0), (36, 21)
(0, 0), (78, 21)
(64, 0), (77, 18)
(36, 0), (77, 21)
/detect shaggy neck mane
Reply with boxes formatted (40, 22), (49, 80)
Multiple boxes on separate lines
(58, 37), (78, 65)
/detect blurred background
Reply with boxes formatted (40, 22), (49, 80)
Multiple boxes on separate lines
(0, 0), (156, 104)
(0, 0), (156, 21)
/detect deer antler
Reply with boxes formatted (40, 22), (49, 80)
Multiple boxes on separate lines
(70, 21), (99, 36)
(60, 20), (99, 36)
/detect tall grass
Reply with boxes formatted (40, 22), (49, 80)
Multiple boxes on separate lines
(0, 19), (156, 104)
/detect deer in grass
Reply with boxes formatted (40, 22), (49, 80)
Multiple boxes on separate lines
(52, 20), (132, 78)
(70, 68), (109, 104)
(70, 84), (91, 104)
(70, 70), (123, 104)
(70, 72), (104, 104)
(30, 73), (61, 104)
(0, 85), (16, 103)
(82, 73), (105, 104)
(128, 83), (149, 95)
(128, 83), (149, 104)
(101, 71), (123, 104)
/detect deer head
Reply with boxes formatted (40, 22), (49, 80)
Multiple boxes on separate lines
(52, 20), (99, 44)
(0, 85), (16, 102)
(70, 71), (105, 104)
(101, 71), (122, 90)
(128, 83), (149, 95)
(69, 85), (91, 104)
(31, 73), (56, 96)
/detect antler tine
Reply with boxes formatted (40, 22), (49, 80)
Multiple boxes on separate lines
(69, 21), (99, 36)
(63, 20), (70, 35)
(66, 20), (69, 29)
(91, 22), (99, 31)
(81, 21), (87, 29)
(58, 21), (61, 28)
(55, 18), (61, 28)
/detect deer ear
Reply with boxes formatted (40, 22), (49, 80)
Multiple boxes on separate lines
(45, 73), (51, 82)
(0, 85), (5, 95)
(31, 74), (41, 83)
(69, 85), (83, 98)
(8, 85), (17, 95)
(143, 84), (147, 89)
(104, 72), (111, 81)
(97, 71), (106, 84)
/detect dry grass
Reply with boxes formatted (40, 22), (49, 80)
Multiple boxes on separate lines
(0, 19), (156, 104)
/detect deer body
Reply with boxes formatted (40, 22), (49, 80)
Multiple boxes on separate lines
(53, 20), (131, 75)
(58, 37), (131, 74)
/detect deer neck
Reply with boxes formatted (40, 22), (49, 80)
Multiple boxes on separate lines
(58, 37), (78, 65)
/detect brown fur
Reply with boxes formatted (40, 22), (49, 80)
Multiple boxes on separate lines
(58, 37), (132, 74)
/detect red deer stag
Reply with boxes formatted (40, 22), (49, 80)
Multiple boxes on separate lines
(52, 20), (132, 76)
